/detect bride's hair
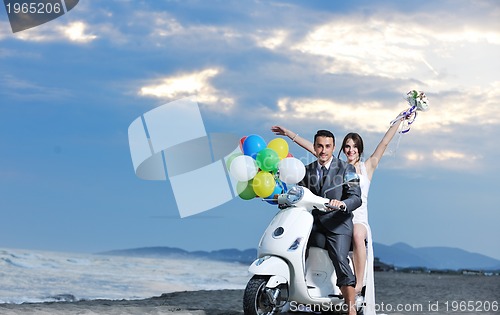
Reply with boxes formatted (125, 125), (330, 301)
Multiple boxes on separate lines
(338, 132), (364, 162)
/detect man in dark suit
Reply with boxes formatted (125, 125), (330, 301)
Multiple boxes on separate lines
(298, 129), (361, 315)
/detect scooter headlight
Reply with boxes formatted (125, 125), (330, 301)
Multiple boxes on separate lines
(284, 185), (304, 204)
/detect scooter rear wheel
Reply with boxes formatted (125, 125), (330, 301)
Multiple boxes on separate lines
(243, 275), (274, 315)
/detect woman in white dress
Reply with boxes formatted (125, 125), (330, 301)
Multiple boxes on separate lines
(271, 111), (408, 314)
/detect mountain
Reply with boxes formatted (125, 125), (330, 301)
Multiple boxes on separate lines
(99, 243), (500, 271)
(373, 242), (500, 271)
(99, 246), (258, 265)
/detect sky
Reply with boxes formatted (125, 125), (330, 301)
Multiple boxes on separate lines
(1, 0), (500, 261)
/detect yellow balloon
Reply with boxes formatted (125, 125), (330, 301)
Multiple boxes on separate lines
(267, 138), (289, 160)
(252, 171), (276, 197)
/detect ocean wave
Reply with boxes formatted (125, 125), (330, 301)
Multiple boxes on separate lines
(0, 248), (250, 304)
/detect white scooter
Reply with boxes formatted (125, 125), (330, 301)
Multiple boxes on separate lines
(243, 173), (365, 315)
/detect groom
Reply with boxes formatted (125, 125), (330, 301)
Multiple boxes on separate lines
(298, 129), (361, 315)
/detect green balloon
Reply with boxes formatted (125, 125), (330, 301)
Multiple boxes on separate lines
(256, 148), (280, 172)
(237, 180), (256, 200)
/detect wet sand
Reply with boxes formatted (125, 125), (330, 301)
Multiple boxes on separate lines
(0, 290), (245, 315)
(2, 273), (498, 315)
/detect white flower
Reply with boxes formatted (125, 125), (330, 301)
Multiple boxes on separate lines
(407, 90), (429, 111)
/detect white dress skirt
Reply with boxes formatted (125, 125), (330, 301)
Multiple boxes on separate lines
(353, 162), (376, 315)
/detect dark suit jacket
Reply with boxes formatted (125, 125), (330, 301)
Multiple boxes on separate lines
(299, 158), (362, 235)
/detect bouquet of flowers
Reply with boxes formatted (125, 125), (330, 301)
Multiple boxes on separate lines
(407, 90), (429, 112)
(390, 90), (430, 133)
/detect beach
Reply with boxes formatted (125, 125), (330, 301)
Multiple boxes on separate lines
(0, 289), (244, 315)
(1, 248), (499, 315)
(2, 273), (499, 315)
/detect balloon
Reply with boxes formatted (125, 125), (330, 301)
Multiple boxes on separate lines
(238, 136), (247, 152)
(286, 152), (293, 158)
(229, 155), (258, 181)
(264, 180), (287, 205)
(252, 171), (276, 197)
(256, 148), (280, 172)
(267, 138), (289, 160)
(242, 134), (266, 158)
(236, 180), (256, 200)
(225, 152), (242, 171)
(278, 157), (306, 184)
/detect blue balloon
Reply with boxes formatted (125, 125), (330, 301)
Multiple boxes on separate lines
(242, 134), (267, 159)
(264, 180), (287, 205)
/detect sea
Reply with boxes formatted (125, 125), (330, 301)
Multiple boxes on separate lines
(0, 247), (249, 304)
(1, 248), (499, 314)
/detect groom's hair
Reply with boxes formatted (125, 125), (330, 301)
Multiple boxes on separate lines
(314, 129), (335, 145)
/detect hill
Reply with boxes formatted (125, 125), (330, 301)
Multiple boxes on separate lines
(99, 242), (500, 271)
(373, 242), (500, 271)
(99, 246), (257, 264)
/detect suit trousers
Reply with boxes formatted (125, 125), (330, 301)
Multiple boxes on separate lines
(308, 221), (356, 288)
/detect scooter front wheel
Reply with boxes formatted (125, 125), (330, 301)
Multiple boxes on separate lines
(243, 275), (283, 315)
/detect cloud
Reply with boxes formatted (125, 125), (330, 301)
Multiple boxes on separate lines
(397, 149), (483, 172)
(252, 29), (289, 50)
(274, 97), (391, 133)
(291, 15), (500, 86)
(292, 18), (427, 78)
(59, 21), (97, 43)
(138, 68), (234, 109)
(273, 84), (500, 134)
(271, 90), (498, 172)
(418, 84), (500, 131)
(136, 9), (246, 48)
(9, 20), (97, 43)
(432, 150), (466, 161)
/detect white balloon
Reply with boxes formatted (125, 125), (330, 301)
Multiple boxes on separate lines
(278, 157), (306, 184)
(229, 155), (258, 181)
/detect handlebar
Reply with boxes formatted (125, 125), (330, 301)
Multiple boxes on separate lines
(324, 203), (347, 212)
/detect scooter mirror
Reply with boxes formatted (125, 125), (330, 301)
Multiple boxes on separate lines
(344, 172), (360, 187)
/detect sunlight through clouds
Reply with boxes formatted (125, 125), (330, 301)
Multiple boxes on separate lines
(60, 21), (97, 43)
(432, 150), (466, 161)
(275, 97), (415, 133)
(292, 18), (427, 78)
(11, 21), (97, 43)
(420, 84), (500, 131)
(401, 149), (482, 171)
(435, 28), (500, 45)
(405, 151), (425, 162)
(139, 68), (234, 109)
(274, 83), (500, 137)
(290, 15), (500, 91)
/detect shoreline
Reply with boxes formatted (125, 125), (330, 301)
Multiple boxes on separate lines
(1, 273), (499, 315)
(0, 289), (245, 315)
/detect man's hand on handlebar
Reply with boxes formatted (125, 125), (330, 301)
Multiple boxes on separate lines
(325, 199), (347, 212)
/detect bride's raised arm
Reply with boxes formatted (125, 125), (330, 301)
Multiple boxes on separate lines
(271, 125), (316, 156)
(365, 110), (409, 178)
